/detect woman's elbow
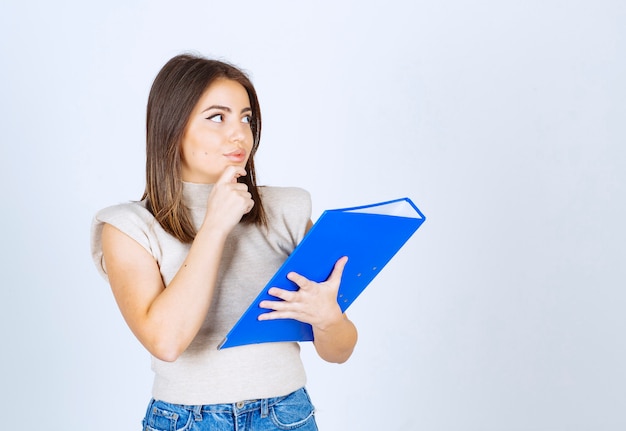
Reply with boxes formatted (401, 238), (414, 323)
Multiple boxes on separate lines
(145, 338), (186, 363)
(152, 349), (180, 363)
(316, 337), (358, 364)
(319, 347), (355, 364)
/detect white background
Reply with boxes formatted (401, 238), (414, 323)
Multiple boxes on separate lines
(1, 1), (625, 430)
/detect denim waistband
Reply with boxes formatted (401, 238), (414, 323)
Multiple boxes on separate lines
(155, 390), (296, 418)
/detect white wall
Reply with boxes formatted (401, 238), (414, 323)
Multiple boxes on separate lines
(1, 1), (625, 430)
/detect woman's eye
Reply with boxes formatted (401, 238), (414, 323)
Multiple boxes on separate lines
(242, 115), (252, 124)
(207, 114), (223, 123)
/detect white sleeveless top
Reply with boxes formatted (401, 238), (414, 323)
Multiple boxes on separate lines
(91, 183), (311, 404)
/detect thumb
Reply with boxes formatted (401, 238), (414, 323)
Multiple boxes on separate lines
(327, 256), (349, 284)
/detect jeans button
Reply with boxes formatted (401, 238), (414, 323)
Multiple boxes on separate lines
(236, 401), (245, 409)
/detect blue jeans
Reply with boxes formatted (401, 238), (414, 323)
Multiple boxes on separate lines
(141, 387), (318, 431)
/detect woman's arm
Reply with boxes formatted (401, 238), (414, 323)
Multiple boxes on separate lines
(282, 257), (358, 363)
(258, 218), (358, 363)
(311, 312), (358, 364)
(102, 166), (252, 362)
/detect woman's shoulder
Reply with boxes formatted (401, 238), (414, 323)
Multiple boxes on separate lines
(94, 200), (153, 225)
(257, 186), (312, 250)
(91, 200), (158, 254)
(90, 200), (159, 280)
(259, 186), (311, 215)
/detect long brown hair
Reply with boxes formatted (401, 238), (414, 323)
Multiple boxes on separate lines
(142, 54), (266, 243)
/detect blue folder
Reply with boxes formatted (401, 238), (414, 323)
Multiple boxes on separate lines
(218, 197), (426, 349)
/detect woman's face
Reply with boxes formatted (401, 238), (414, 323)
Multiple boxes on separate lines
(180, 78), (254, 183)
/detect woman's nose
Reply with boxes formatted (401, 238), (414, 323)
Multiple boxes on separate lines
(229, 121), (246, 142)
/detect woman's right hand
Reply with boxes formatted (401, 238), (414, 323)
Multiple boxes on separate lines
(202, 166), (254, 235)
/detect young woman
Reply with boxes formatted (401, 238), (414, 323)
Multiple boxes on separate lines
(91, 54), (357, 430)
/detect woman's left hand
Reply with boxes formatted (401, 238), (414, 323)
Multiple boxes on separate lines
(258, 256), (348, 330)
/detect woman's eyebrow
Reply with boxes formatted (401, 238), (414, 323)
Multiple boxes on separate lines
(202, 105), (252, 114)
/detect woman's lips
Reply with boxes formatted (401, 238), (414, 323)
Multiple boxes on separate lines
(224, 149), (246, 163)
